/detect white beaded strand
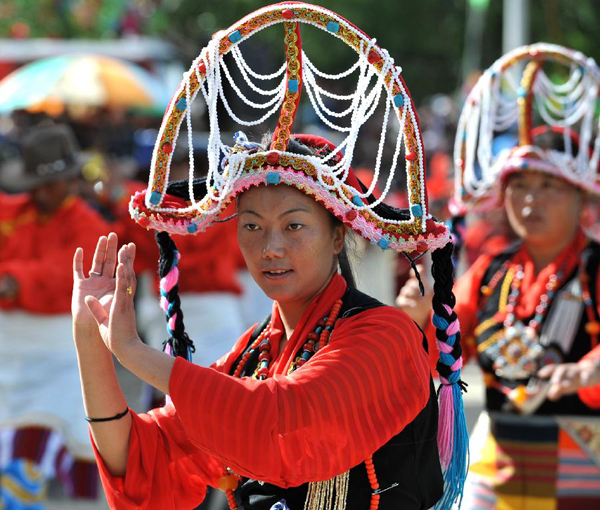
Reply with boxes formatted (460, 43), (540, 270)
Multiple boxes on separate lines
(221, 57), (286, 109)
(231, 44), (287, 82)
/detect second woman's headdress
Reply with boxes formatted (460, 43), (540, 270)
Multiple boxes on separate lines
(453, 43), (600, 213)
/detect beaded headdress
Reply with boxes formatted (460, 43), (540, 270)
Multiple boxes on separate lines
(129, 2), (451, 253)
(453, 43), (600, 212)
(132, 3), (467, 509)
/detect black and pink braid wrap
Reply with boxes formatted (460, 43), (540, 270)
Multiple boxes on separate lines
(156, 231), (195, 361)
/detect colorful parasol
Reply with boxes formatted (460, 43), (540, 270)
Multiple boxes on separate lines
(0, 54), (170, 115)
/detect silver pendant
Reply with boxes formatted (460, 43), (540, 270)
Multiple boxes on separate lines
(491, 322), (543, 380)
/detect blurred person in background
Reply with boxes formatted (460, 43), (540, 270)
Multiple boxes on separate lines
(398, 45), (600, 509)
(0, 123), (110, 509)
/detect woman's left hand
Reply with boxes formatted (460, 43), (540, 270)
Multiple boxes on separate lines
(85, 242), (141, 359)
(538, 360), (600, 400)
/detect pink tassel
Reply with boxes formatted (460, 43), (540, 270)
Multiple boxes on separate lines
(437, 384), (455, 469)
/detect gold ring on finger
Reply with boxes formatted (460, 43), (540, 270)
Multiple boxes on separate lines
(127, 286), (133, 296)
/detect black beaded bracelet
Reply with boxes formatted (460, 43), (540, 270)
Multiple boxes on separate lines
(85, 407), (129, 423)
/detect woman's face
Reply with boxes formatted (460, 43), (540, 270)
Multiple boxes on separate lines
(237, 185), (345, 306)
(504, 171), (584, 245)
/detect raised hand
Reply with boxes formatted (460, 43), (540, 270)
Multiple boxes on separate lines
(72, 233), (119, 327)
(84, 241), (140, 358)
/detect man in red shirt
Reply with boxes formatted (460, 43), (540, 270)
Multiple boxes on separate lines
(0, 123), (110, 507)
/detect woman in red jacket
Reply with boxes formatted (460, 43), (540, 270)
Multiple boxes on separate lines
(399, 44), (600, 509)
(71, 4), (469, 509)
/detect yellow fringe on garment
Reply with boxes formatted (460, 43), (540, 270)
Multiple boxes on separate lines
(304, 471), (350, 510)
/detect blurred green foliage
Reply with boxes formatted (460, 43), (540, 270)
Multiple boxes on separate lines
(0, 0), (598, 102)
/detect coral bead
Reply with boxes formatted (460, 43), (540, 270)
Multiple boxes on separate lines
(137, 215), (149, 228)
(162, 142), (173, 154)
(217, 475), (239, 491)
(282, 9), (294, 19)
(367, 50), (380, 64)
(585, 321), (600, 335)
(481, 285), (492, 296)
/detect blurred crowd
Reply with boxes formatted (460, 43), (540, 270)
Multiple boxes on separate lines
(3, 1), (600, 509)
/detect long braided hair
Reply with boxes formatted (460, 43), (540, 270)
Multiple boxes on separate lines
(430, 242), (469, 508)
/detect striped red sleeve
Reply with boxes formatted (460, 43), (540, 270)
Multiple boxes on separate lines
(91, 328), (258, 509)
(169, 306), (431, 488)
(92, 404), (223, 510)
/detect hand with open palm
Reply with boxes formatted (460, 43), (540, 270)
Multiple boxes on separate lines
(72, 232), (140, 357)
(72, 233), (119, 328)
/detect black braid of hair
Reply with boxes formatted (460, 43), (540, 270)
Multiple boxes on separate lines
(155, 231), (195, 359)
(431, 242), (466, 390)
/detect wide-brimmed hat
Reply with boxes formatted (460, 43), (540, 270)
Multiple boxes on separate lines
(0, 123), (83, 192)
(129, 3), (452, 254)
